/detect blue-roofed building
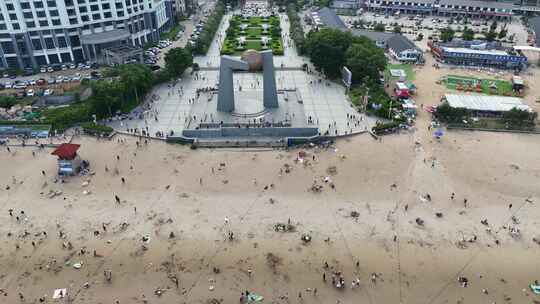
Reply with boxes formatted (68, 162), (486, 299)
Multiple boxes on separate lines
(429, 40), (528, 69)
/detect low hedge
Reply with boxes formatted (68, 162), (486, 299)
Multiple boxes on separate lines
(81, 122), (114, 136)
(372, 121), (401, 135)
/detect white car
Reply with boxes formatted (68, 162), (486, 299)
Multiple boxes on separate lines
(26, 89), (35, 97)
(56, 76), (64, 83)
(29, 79), (36, 86)
(47, 67), (54, 73)
(43, 89), (54, 96)
(69, 63), (76, 69)
(40, 67), (47, 73)
(4, 82), (12, 89)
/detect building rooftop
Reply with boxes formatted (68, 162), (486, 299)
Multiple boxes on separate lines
(51, 143), (81, 160)
(316, 7), (346, 29)
(445, 94), (531, 112)
(351, 29), (396, 42)
(441, 47), (510, 56)
(80, 29), (131, 45)
(387, 34), (420, 53)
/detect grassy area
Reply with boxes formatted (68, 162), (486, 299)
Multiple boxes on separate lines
(160, 23), (183, 41)
(448, 118), (536, 132)
(247, 27), (263, 38)
(443, 75), (515, 96)
(222, 15), (283, 56)
(384, 64), (416, 81)
(245, 40), (262, 50)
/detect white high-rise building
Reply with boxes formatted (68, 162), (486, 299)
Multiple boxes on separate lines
(0, 0), (173, 70)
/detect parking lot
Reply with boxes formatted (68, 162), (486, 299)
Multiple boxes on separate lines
(340, 11), (530, 50)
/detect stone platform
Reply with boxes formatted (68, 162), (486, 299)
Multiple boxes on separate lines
(180, 89), (319, 140)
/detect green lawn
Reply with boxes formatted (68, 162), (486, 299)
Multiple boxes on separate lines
(246, 27), (262, 38)
(245, 40), (262, 50)
(222, 15), (283, 56)
(443, 75), (515, 96)
(384, 64), (416, 81)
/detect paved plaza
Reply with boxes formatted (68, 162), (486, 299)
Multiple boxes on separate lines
(109, 12), (376, 139)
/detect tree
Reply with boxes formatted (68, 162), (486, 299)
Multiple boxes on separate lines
(498, 25), (508, 39)
(165, 47), (193, 78)
(435, 102), (468, 123)
(484, 29), (497, 42)
(305, 28), (352, 78)
(117, 64), (154, 105)
(440, 27), (455, 42)
(345, 38), (387, 85)
(373, 22), (385, 32)
(490, 20), (498, 32)
(461, 26), (474, 41)
(393, 25), (402, 34)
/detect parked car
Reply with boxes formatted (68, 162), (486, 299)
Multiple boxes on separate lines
(47, 67), (54, 73)
(48, 78), (56, 84)
(36, 78), (46, 86)
(40, 66), (47, 73)
(69, 63), (76, 69)
(72, 73), (81, 81)
(26, 89), (35, 96)
(43, 89), (54, 96)
(13, 82), (27, 89)
(29, 79), (37, 86)
(3, 82), (12, 89)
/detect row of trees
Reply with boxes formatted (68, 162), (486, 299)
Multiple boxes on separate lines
(440, 21), (509, 42)
(193, 1), (226, 54)
(304, 28), (387, 83)
(40, 46), (193, 130)
(286, 4), (306, 55)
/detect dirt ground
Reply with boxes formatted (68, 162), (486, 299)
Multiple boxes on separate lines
(1, 62), (540, 304)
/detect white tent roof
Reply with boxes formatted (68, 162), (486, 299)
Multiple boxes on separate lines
(445, 94), (531, 112)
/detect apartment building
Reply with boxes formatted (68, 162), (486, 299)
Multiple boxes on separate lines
(0, 0), (173, 71)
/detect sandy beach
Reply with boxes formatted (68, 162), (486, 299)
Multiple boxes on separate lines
(1, 61), (540, 304)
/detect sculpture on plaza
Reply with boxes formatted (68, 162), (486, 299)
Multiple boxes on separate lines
(217, 49), (278, 113)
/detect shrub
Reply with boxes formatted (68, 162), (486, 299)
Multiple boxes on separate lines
(81, 122), (114, 136)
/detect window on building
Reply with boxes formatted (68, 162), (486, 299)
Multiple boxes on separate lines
(47, 0), (56, 6)
(90, 4), (99, 11)
(92, 13), (101, 20)
(34, 1), (44, 8)
(6, 4), (15, 10)
(12, 23), (20, 30)
(1, 42), (15, 54)
(50, 10), (59, 16)
(0, 24), (6, 30)
(64, 0), (74, 6)
(39, 20), (48, 26)
(9, 14), (17, 21)
(45, 37), (55, 49)
(117, 11), (124, 17)
(102, 3), (110, 9)
(67, 8), (76, 15)
(42, 29), (50, 34)
(69, 35), (80, 46)
(52, 19), (61, 25)
(26, 21), (36, 27)
(36, 11), (46, 18)
(57, 36), (67, 48)
(77, 0), (85, 3)
(69, 17), (78, 24)
(116, 2), (123, 9)
(81, 15), (89, 21)
(104, 12), (112, 18)
(24, 12), (33, 19)
(79, 6), (87, 12)
(32, 38), (42, 50)
(21, 2), (31, 9)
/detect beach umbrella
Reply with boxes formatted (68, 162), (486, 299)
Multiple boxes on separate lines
(433, 129), (444, 138)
